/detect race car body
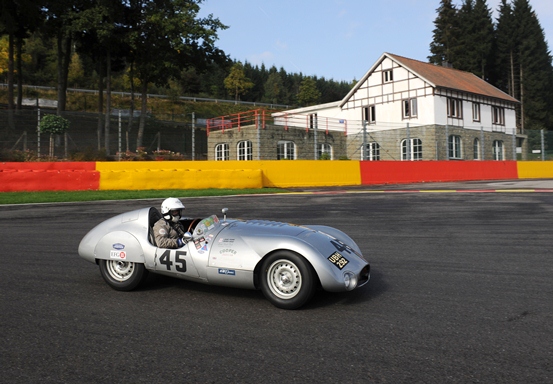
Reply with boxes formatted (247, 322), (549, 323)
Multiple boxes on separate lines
(78, 207), (370, 309)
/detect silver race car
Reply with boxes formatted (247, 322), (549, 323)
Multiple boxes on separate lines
(78, 207), (370, 309)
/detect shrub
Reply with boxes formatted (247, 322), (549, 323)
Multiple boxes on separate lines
(39, 114), (70, 135)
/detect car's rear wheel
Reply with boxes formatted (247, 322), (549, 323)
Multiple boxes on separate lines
(260, 251), (316, 309)
(99, 259), (148, 291)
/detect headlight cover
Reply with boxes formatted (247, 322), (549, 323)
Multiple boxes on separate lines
(343, 271), (358, 291)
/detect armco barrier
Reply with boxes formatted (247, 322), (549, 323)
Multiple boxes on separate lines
(0, 162), (99, 192)
(360, 161), (519, 185)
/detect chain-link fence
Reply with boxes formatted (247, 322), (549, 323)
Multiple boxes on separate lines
(524, 129), (553, 160)
(1, 106), (551, 161)
(0, 108), (208, 161)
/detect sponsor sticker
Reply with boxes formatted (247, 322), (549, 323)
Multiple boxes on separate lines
(218, 268), (236, 276)
(112, 243), (125, 250)
(110, 250), (127, 260)
(328, 251), (349, 270)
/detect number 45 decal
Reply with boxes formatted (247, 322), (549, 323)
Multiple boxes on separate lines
(158, 250), (187, 272)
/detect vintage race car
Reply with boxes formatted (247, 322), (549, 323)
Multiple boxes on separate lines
(78, 207), (370, 309)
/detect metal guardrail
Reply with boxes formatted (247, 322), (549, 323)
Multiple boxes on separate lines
(0, 83), (291, 109)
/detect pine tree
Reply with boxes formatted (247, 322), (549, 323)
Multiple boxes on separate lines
(429, 0), (459, 65)
(471, 0), (495, 79)
(494, 0), (517, 96)
(512, 0), (553, 132)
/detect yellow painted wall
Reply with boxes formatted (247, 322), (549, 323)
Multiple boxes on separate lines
(517, 161), (553, 179)
(96, 160), (361, 190)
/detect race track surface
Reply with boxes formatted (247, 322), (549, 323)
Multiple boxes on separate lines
(1, 186), (552, 383)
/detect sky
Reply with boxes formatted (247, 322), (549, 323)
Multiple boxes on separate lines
(199, 0), (553, 83)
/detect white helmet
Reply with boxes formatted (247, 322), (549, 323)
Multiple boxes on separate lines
(161, 198), (185, 223)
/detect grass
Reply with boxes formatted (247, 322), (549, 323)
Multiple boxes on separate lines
(0, 188), (286, 205)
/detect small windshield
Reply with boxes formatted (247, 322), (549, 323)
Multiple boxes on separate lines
(193, 215), (221, 237)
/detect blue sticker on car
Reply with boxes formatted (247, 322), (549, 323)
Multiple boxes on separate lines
(112, 243), (125, 250)
(218, 269), (236, 276)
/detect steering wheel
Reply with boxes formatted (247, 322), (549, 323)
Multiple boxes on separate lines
(187, 218), (201, 233)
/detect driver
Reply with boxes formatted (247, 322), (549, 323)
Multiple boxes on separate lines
(153, 197), (187, 248)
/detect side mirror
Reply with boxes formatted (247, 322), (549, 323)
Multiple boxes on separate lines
(183, 232), (193, 242)
(222, 208), (228, 221)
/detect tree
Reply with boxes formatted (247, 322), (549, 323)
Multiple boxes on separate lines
(129, 0), (227, 148)
(495, 0), (517, 95)
(297, 77), (321, 106)
(263, 71), (284, 104)
(224, 62), (254, 101)
(512, 0), (553, 132)
(429, 0), (459, 66)
(455, 0), (494, 79)
(0, 0), (42, 113)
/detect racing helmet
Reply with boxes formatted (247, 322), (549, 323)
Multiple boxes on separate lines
(161, 197), (185, 223)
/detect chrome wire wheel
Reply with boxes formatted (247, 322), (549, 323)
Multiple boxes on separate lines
(105, 260), (135, 282)
(267, 259), (303, 299)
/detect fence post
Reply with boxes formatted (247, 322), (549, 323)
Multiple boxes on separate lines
(118, 110), (122, 161)
(541, 129), (545, 161)
(256, 112), (261, 160)
(362, 119), (367, 161)
(313, 115), (318, 160)
(192, 112), (195, 161)
(37, 108), (41, 158)
(445, 124), (449, 160)
(512, 128), (516, 160)
(480, 126), (484, 160)
(406, 123), (410, 161)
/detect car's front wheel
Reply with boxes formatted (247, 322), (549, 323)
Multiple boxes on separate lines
(260, 251), (316, 309)
(99, 259), (148, 291)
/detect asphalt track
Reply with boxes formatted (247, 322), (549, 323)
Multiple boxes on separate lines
(1, 181), (553, 383)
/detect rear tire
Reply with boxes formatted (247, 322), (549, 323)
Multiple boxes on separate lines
(99, 259), (148, 291)
(260, 251), (316, 309)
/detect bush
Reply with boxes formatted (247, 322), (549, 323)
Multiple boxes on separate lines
(40, 114), (70, 135)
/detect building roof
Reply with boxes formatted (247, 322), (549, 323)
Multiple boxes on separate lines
(341, 52), (519, 107)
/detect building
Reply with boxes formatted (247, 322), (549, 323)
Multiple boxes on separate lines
(208, 53), (522, 161)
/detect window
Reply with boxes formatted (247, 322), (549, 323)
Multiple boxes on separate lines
(383, 69), (393, 83)
(317, 143), (332, 160)
(493, 140), (504, 160)
(401, 138), (422, 160)
(447, 98), (463, 118)
(237, 140), (252, 161)
(277, 141), (296, 160)
(309, 113), (318, 129)
(361, 142), (380, 161)
(492, 106), (505, 125)
(472, 103), (480, 122)
(403, 98), (418, 118)
(363, 105), (376, 124)
(448, 135), (462, 159)
(473, 138), (480, 160)
(215, 143), (229, 161)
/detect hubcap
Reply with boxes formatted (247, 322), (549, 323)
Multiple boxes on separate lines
(106, 260), (135, 282)
(267, 259), (302, 299)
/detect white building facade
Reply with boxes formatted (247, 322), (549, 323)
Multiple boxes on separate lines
(273, 53), (521, 161)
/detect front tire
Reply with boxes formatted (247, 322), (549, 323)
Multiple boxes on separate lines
(260, 251), (316, 309)
(99, 259), (148, 291)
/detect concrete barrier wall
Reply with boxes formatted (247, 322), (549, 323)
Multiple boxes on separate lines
(360, 161), (519, 185)
(96, 160), (361, 189)
(0, 162), (99, 192)
(517, 161), (553, 179)
(1, 160), (552, 192)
